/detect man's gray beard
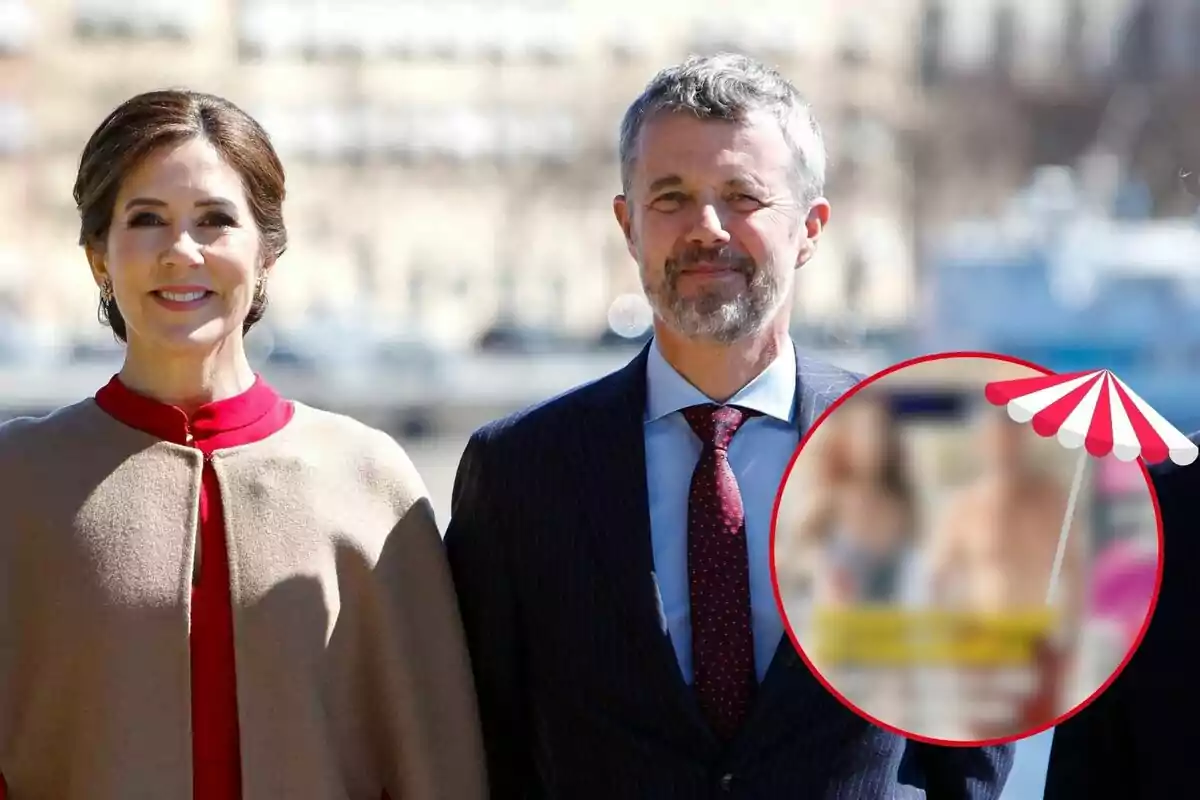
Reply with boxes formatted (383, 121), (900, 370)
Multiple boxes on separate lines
(643, 261), (784, 345)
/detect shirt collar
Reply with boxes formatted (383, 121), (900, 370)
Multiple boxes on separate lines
(644, 336), (796, 424)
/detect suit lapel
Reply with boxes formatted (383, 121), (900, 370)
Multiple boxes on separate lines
(743, 348), (845, 727)
(575, 344), (719, 744)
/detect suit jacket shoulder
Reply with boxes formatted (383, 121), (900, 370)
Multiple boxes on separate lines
(462, 353), (643, 460)
(1148, 430), (1200, 494)
(468, 343), (867, 450)
(1147, 430), (1200, 542)
(794, 352), (864, 431)
(797, 352), (864, 397)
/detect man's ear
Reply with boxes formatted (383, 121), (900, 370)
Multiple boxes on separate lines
(613, 193), (638, 261)
(796, 198), (831, 269)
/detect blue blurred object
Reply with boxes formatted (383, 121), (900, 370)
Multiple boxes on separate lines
(923, 207), (1200, 433)
(1000, 731), (1052, 799)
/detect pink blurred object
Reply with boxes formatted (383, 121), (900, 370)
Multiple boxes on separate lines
(1096, 455), (1147, 494)
(1090, 539), (1158, 644)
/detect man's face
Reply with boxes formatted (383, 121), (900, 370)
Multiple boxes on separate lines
(613, 110), (828, 344)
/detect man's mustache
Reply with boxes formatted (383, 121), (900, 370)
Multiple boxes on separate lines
(665, 247), (755, 277)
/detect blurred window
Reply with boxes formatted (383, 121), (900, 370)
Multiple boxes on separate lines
(839, 14), (871, 66)
(1193, 4), (1200, 74)
(307, 108), (355, 161)
(539, 112), (577, 165)
(0, 101), (31, 157)
(236, 1), (583, 64)
(0, 1), (33, 56)
(607, 22), (651, 64)
(688, 19), (747, 55)
(1121, 2), (1158, 82)
(755, 19), (803, 61)
(444, 109), (496, 162)
(74, 0), (204, 40)
(314, 3), (367, 60)
(919, 0), (944, 86)
(991, 3), (1016, 78)
(237, 2), (306, 60)
(1062, 0), (1085, 73)
(251, 104), (580, 165)
(495, 112), (577, 164)
(362, 107), (409, 161)
(526, 11), (575, 63)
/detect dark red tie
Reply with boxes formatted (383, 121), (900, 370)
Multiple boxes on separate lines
(682, 403), (760, 741)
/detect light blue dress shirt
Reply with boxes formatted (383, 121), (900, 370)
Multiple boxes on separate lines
(644, 338), (799, 684)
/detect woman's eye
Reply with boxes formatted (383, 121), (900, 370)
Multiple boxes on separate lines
(201, 213), (237, 227)
(128, 212), (164, 226)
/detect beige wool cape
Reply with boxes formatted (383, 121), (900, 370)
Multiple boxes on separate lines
(0, 399), (486, 799)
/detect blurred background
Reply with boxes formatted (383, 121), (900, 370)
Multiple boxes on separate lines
(3, 0), (1199, 796)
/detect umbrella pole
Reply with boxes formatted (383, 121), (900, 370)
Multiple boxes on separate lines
(1047, 449), (1089, 606)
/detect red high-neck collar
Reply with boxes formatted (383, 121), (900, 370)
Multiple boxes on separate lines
(95, 374), (289, 448)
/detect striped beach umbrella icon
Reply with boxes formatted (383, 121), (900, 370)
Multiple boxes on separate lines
(984, 369), (1196, 603)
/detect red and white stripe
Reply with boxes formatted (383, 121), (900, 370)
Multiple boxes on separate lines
(984, 369), (1198, 466)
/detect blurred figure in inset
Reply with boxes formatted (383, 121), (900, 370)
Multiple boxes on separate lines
(927, 405), (1084, 738)
(783, 392), (923, 730)
(929, 406), (1083, 614)
(790, 393), (920, 607)
(0, 90), (484, 800)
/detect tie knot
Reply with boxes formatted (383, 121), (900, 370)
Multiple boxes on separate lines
(682, 404), (759, 451)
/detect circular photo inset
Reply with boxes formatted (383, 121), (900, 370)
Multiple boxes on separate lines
(771, 352), (1166, 746)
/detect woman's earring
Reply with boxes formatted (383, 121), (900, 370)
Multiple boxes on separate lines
(97, 279), (115, 327)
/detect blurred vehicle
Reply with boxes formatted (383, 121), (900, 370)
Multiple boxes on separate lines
(0, 310), (34, 366)
(475, 318), (577, 354)
(251, 318), (454, 378)
(596, 326), (651, 349)
(66, 335), (123, 366)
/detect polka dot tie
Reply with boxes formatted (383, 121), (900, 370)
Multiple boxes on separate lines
(682, 403), (761, 741)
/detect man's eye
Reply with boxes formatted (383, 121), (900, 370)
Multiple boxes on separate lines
(652, 194), (686, 208)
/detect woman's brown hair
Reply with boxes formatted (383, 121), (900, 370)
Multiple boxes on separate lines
(74, 89), (287, 341)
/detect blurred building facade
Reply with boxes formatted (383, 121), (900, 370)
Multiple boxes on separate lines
(1, 0), (1197, 365)
(1, 0), (929, 358)
(916, 0), (1200, 232)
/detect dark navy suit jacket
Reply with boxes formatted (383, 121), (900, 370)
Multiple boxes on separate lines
(1045, 433), (1200, 799)
(444, 343), (1014, 799)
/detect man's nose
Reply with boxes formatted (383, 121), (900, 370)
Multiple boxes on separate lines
(686, 203), (732, 247)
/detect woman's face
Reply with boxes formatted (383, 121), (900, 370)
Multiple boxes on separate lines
(88, 137), (266, 356)
(841, 399), (890, 478)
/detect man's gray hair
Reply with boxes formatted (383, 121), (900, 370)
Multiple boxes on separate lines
(618, 52), (827, 200)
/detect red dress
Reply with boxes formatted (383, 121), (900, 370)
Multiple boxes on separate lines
(0, 376), (293, 800)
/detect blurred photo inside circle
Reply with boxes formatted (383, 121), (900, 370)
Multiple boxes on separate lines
(774, 356), (1160, 743)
